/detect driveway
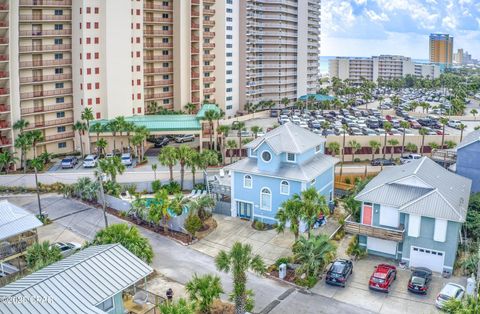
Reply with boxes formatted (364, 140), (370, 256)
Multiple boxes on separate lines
(191, 214), (340, 266)
(312, 255), (468, 314)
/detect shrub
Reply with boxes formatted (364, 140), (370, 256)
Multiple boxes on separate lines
(294, 275), (318, 288)
(122, 184), (137, 196)
(163, 181), (181, 194)
(275, 257), (290, 267)
(184, 213), (203, 238)
(344, 177), (351, 184)
(253, 220), (265, 230)
(346, 235), (367, 259)
(353, 158), (361, 163)
(103, 180), (121, 197)
(194, 183), (206, 191)
(151, 180), (162, 193)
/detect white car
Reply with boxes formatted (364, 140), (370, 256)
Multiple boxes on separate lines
(435, 283), (465, 309)
(447, 120), (461, 129)
(52, 242), (81, 257)
(83, 155), (98, 168)
(121, 153), (133, 166)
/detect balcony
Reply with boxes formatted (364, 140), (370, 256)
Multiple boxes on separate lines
(0, 136), (11, 147)
(19, 14), (71, 21)
(19, 29), (72, 37)
(144, 3), (173, 11)
(0, 120), (10, 129)
(203, 20), (215, 27)
(191, 22), (199, 29)
(144, 79), (173, 87)
(0, 54), (8, 62)
(144, 55), (173, 62)
(203, 43), (215, 49)
(191, 60), (199, 66)
(43, 131), (74, 143)
(19, 0), (72, 6)
(203, 88), (215, 94)
(203, 65), (215, 71)
(0, 71), (8, 78)
(191, 47), (199, 54)
(0, 21), (8, 28)
(203, 54), (215, 61)
(191, 84), (199, 91)
(19, 43), (71, 53)
(25, 117), (73, 129)
(0, 4), (8, 10)
(145, 92), (173, 100)
(0, 88), (9, 95)
(191, 10), (199, 17)
(203, 32), (215, 38)
(20, 88), (72, 100)
(19, 59), (71, 68)
(344, 217), (404, 242)
(144, 42), (173, 49)
(0, 37), (8, 45)
(0, 232), (37, 263)
(144, 29), (173, 36)
(191, 35), (199, 42)
(143, 67), (173, 74)
(144, 17), (173, 23)
(21, 102), (73, 115)
(203, 77), (215, 83)
(204, 9), (215, 15)
(0, 104), (9, 112)
(20, 73), (72, 84)
(191, 72), (199, 78)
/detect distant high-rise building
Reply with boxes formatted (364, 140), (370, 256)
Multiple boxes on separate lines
(429, 33), (453, 65)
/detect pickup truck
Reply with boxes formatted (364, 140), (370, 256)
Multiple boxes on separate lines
(400, 153), (422, 164)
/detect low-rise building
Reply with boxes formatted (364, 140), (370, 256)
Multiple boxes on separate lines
(454, 130), (480, 193)
(346, 157), (471, 273)
(225, 122), (338, 225)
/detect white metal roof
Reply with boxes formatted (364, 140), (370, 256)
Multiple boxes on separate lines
(0, 244), (153, 314)
(0, 200), (43, 240)
(457, 130), (480, 150)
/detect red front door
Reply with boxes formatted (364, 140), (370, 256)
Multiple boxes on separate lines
(362, 204), (373, 225)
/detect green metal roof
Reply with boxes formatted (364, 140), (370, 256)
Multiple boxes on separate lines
(196, 103), (221, 119)
(299, 94), (335, 102)
(90, 114), (201, 132)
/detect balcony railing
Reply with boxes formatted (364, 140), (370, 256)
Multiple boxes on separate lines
(0, 137), (11, 146)
(144, 67), (173, 74)
(144, 17), (173, 23)
(0, 71), (8, 78)
(144, 29), (173, 36)
(20, 88), (72, 100)
(20, 73), (72, 84)
(0, 37), (8, 44)
(0, 55), (8, 61)
(204, 9), (215, 15)
(25, 117), (73, 129)
(20, 0), (72, 6)
(191, 10), (199, 17)
(0, 88), (9, 95)
(191, 60), (199, 66)
(203, 77), (215, 83)
(19, 59), (71, 68)
(0, 120), (10, 129)
(144, 55), (173, 62)
(0, 21), (8, 28)
(21, 102), (73, 115)
(144, 92), (173, 100)
(144, 42), (173, 48)
(19, 44), (71, 52)
(0, 4), (8, 10)
(191, 35), (199, 41)
(203, 32), (215, 38)
(0, 233), (37, 262)
(144, 80), (173, 87)
(19, 14), (71, 21)
(43, 131), (74, 142)
(203, 88), (215, 94)
(191, 47), (199, 54)
(191, 85), (199, 91)
(203, 54), (215, 61)
(203, 43), (215, 49)
(19, 29), (71, 37)
(0, 105), (10, 112)
(191, 22), (199, 29)
(203, 20), (215, 27)
(344, 216), (404, 242)
(203, 65), (215, 71)
(144, 3), (173, 11)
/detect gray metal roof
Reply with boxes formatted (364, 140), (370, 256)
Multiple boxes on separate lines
(355, 184), (433, 208)
(355, 157), (471, 222)
(226, 152), (338, 182)
(457, 130), (480, 150)
(244, 122), (326, 155)
(0, 244), (153, 314)
(0, 200), (43, 240)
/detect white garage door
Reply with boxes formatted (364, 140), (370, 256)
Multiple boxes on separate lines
(409, 246), (444, 273)
(367, 237), (397, 255)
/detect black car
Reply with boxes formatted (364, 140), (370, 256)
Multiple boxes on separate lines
(407, 267), (432, 294)
(325, 259), (353, 287)
(153, 137), (170, 148)
(371, 158), (395, 166)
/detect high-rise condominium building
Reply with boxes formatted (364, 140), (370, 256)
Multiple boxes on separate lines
(239, 0), (321, 108)
(2, 0), (239, 157)
(329, 55), (441, 84)
(429, 33), (453, 65)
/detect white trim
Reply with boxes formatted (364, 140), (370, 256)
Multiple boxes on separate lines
(433, 218), (448, 242)
(286, 152), (296, 163)
(260, 150), (272, 163)
(243, 174), (252, 189)
(230, 171), (236, 217)
(407, 214), (421, 237)
(280, 180), (290, 195)
(260, 187), (272, 211)
(234, 199), (254, 220)
(315, 145), (321, 154)
(409, 245), (446, 272)
(253, 213), (278, 221)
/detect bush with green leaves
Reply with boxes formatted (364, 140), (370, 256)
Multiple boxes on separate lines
(26, 241), (63, 271)
(292, 235), (336, 280)
(158, 298), (196, 314)
(275, 257), (290, 267)
(184, 213), (203, 238)
(194, 183), (206, 191)
(103, 180), (122, 197)
(151, 180), (162, 193)
(253, 220), (265, 230)
(185, 274), (223, 313)
(163, 181), (181, 195)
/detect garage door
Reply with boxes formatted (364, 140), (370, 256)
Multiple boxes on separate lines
(367, 237), (397, 255)
(409, 246), (444, 273)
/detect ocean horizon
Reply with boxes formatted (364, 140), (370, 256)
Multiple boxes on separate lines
(319, 56), (430, 74)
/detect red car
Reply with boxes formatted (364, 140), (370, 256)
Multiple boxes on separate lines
(369, 264), (397, 292)
(410, 120), (422, 129)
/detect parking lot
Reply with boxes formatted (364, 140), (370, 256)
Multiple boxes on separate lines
(312, 255), (468, 314)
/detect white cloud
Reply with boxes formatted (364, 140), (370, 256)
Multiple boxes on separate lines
(442, 15), (457, 29)
(365, 9), (389, 22)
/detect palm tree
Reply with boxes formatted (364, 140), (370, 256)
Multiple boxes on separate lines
(444, 140), (457, 149)
(215, 242), (266, 314)
(419, 128), (428, 156)
(233, 121), (246, 156)
(368, 140), (381, 161)
(217, 125), (230, 165)
(296, 187), (329, 238)
(250, 125), (263, 139)
(124, 121), (135, 153)
(459, 123), (467, 142)
(197, 150), (218, 181)
(74, 121), (87, 158)
(382, 121), (392, 160)
(185, 274), (223, 314)
(439, 117), (449, 148)
(203, 109), (221, 149)
(188, 195), (216, 222)
(13, 119), (29, 135)
(90, 123), (104, 145)
(428, 142), (439, 155)
(147, 101), (159, 115)
(113, 116), (127, 152)
(470, 109), (478, 120)
(98, 156), (125, 182)
(106, 119), (120, 153)
(226, 139), (237, 164)
(326, 142), (340, 157)
(15, 133), (32, 172)
(388, 139), (399, 160)
(349, 140), (361, 162)
(25, 241), (62, 271)
(184, 102), (197, 114)
(186, 149), (200, 187)
(159, 146), (178, 182)
(92, 223), (153, 263)
(177, 145), (194, 190)
(27, 129), (44, 159)
(399, 120), (410, 157)
(81, 107), (94, 153)
(0, 151), (18, 174)
(292, 235), (336, 279)
(96, 138), (107, 156)
(151, 163), (157, 181)
(281, 97), (290, 108)
(133, 126), (149, 161)
(159, 298), (196, 314)
(276, 198), (302, 241)
(30, 157), (44, 218)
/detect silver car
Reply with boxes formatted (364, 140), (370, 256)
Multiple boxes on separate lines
(435, 283), (465, 309)
(52, 242), (81, 257)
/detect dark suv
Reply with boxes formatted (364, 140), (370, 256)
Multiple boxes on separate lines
(325, 259), (353, 287)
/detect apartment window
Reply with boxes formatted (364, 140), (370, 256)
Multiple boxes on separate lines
(94, 22), (99, 29)
(95, 68), (99, 74)
(136, 65), (140, 71)
(86, 53), (91, 59)
(226, 53), (232, 57)
(86, 7), (91, 14)
(226, 61), (232, 66)
(227, 26), (232, 30)
(96, 98), (100, 104)
(260, 188), (272, 211)
(88, 98), (92, 105)
(227, 0), (233, 3)
(226, 88), (232, 92)
(226, 105), (232, 109)
(58, 142), (67, 148)
(162, 13), (169, 18)
(86, 37), (91, 44)
(162, 25), (169, 31)
(137, 93), (141, 99)
(54, 68), (63, 74)
(162, 62), (169, 68)
(280, 181), (290, 195)
(137, 107), (142, 113)
(86, 22), (91, 29)
(54, 53), (63, 60)
(94, 37), (99, 44)
(226, 8), (232, 13)
(56, 97), (64, 103)
(87, 83), (92, 90)
(54, 38), (63, 45)
(54, 24), (63, 30)
(137, 79), (141, 85)
(94, 7), (99, 14)
(95, 83), (99, 89)
(226, 79), (232, 83)
(55, 82), (64, 89)
(94, 52), (99, 59)
(57, 126), (66, 132)
(227, 17), (232, 22)
(163, 99), (169, 105)
(56, 112), (65, 118)
(96, 112), (101, 119)
(226, 35), (232, 40)
(162, 50), (169, 55)
(226, 70), (232, 74)
(162, 1), (169, 6)
(162, 38), (169, 43)
(226, 96), (232, 101)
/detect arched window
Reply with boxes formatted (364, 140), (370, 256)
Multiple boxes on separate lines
(243, 175), (252, 189)
(260, 187), (271, 211)
(280, 180), (289, 195)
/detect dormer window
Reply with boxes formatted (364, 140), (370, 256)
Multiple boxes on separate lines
(261, 151), (272, 163)
(286, 153), (295, 162)
(315, 145), (321, 153)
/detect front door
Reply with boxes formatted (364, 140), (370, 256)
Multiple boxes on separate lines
(362, 204), (373, 225)
(237, 201), (252, 219)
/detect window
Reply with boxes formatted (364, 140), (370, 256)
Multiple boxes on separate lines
(280, 181), (289, 195)
(433, 219), (447, 242)
(260, 188), (271, 211)
(261, 151), (271, 162)
(56, 97), (64, 103)
(54, 53), (63, 60)
(56, 112), (65, 118)
(54, 9), (63, 15)
(315, 145), (321, 153)
(408, 214), (421, 237)
(54, 38), (63, 45)
(286, 153), (295, 162)
(54, 68), (63, 74)
(58, 142), (66, 148)
(57, 126), (65, 132)
(97, 297), (114, 312)
(310, 178), (316, 185)
(54, 24), (63, 30)
(55, 82), (64, 89)
(243, 175), (252, 189)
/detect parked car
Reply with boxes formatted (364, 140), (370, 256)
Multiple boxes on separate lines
(410, 120), (422, 129)
(368, 264), (397, 292)
(270, 109), (279, 118)
(371, 158), (396, 166)
(153, 136), (170, 148)
(120, 153), (133, 166)
(447, 120), (462, 129)
(52, 242), (81, 257)
(61, 156), (78, 169)
(435, 283), (465, 309)
(83, 155), (98, 168)
(400, 153), (422, 164)
(407, 267), (432, 294)
(105, 152), (114, 158)
(325, 259), (353, 287)
(174, 134), (195, 143)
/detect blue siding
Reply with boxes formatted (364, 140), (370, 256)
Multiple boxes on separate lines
(456, 142), (480, 193)
(309, 167), (334, 201)
(255, 142), (281, 172)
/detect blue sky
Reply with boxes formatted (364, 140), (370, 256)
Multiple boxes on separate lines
(321, 0), (480, 59)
